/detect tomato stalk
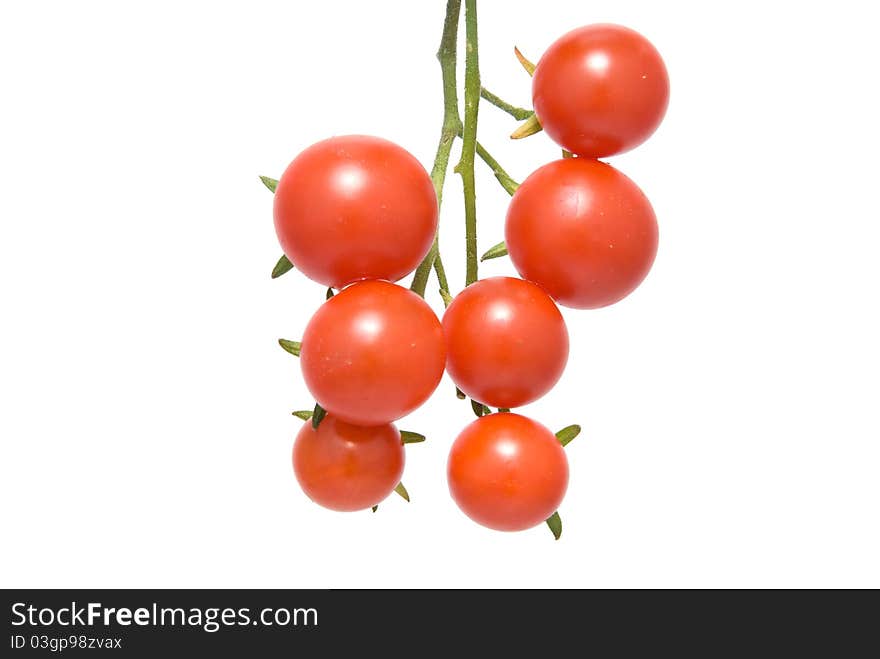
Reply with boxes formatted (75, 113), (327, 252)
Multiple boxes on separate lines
(412, 0), (523, 298)
(433, 251), (451, 304)
(456, 127), (521, 197)
(410, 0), (462, 298)
(474, 140), (519, 196)
(480, 87), (533, 121)
(457, 0), (481, 287)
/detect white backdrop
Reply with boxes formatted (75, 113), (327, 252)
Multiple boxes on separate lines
(1, 0), (878, 588)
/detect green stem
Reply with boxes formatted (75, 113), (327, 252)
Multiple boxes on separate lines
(475, 140), (519, 196)
(411, 0), (462, 297)
(455, 125), (519, 197)
(480, 87), (533, 121)
(458, 0), (480, 287)
(411, 238), (439, 297)
(433, 252), (450, 295)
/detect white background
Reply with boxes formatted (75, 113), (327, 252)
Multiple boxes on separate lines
(2, 0), (878, 588)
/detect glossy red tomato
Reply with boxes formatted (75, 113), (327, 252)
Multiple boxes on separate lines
(292, 415), (404, 512)
(505, 158), (658, 309)
(532, 24), (669, 157)
(300, 280), (445, 426)
(447, 413), (568, 532)
(442, 277), (568, 408)
(273, 135), (438, 288)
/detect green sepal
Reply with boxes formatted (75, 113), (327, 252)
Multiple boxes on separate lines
(394, 482), (410, 502)
(511, 113), (543, 139)
(311, 404), (327, 429)
(278, 339), (301, 356)
(400, 431), (426, 445)
(546, 511), (562, 540)
(471, 399), (490, 417)
(555, 425), (581, 447)
(514, 46), (536, 75)
(271, 254), (294, 279)
(480, 241), (508, 262)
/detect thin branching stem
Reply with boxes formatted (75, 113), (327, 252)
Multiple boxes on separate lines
(480, 87), (533, 120)
(411, 0), (462, 297)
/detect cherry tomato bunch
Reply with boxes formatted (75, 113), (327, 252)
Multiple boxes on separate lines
(263, 4), (668, 540)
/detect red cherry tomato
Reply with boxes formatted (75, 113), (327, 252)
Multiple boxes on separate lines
(300, 280), (446, 426)
(532, 24), (669, 157)
(273, 135), (438, 288)
(442, 277), (568, 408)
(447, 413), (568, 532)
(505, 158), (658, 309)
(292, 415), (404, 512)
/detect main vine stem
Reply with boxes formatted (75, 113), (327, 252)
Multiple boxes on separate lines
(457, 0), (480, 287)
(412, 0), (518, 299)
(410, 0), (461, 298)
